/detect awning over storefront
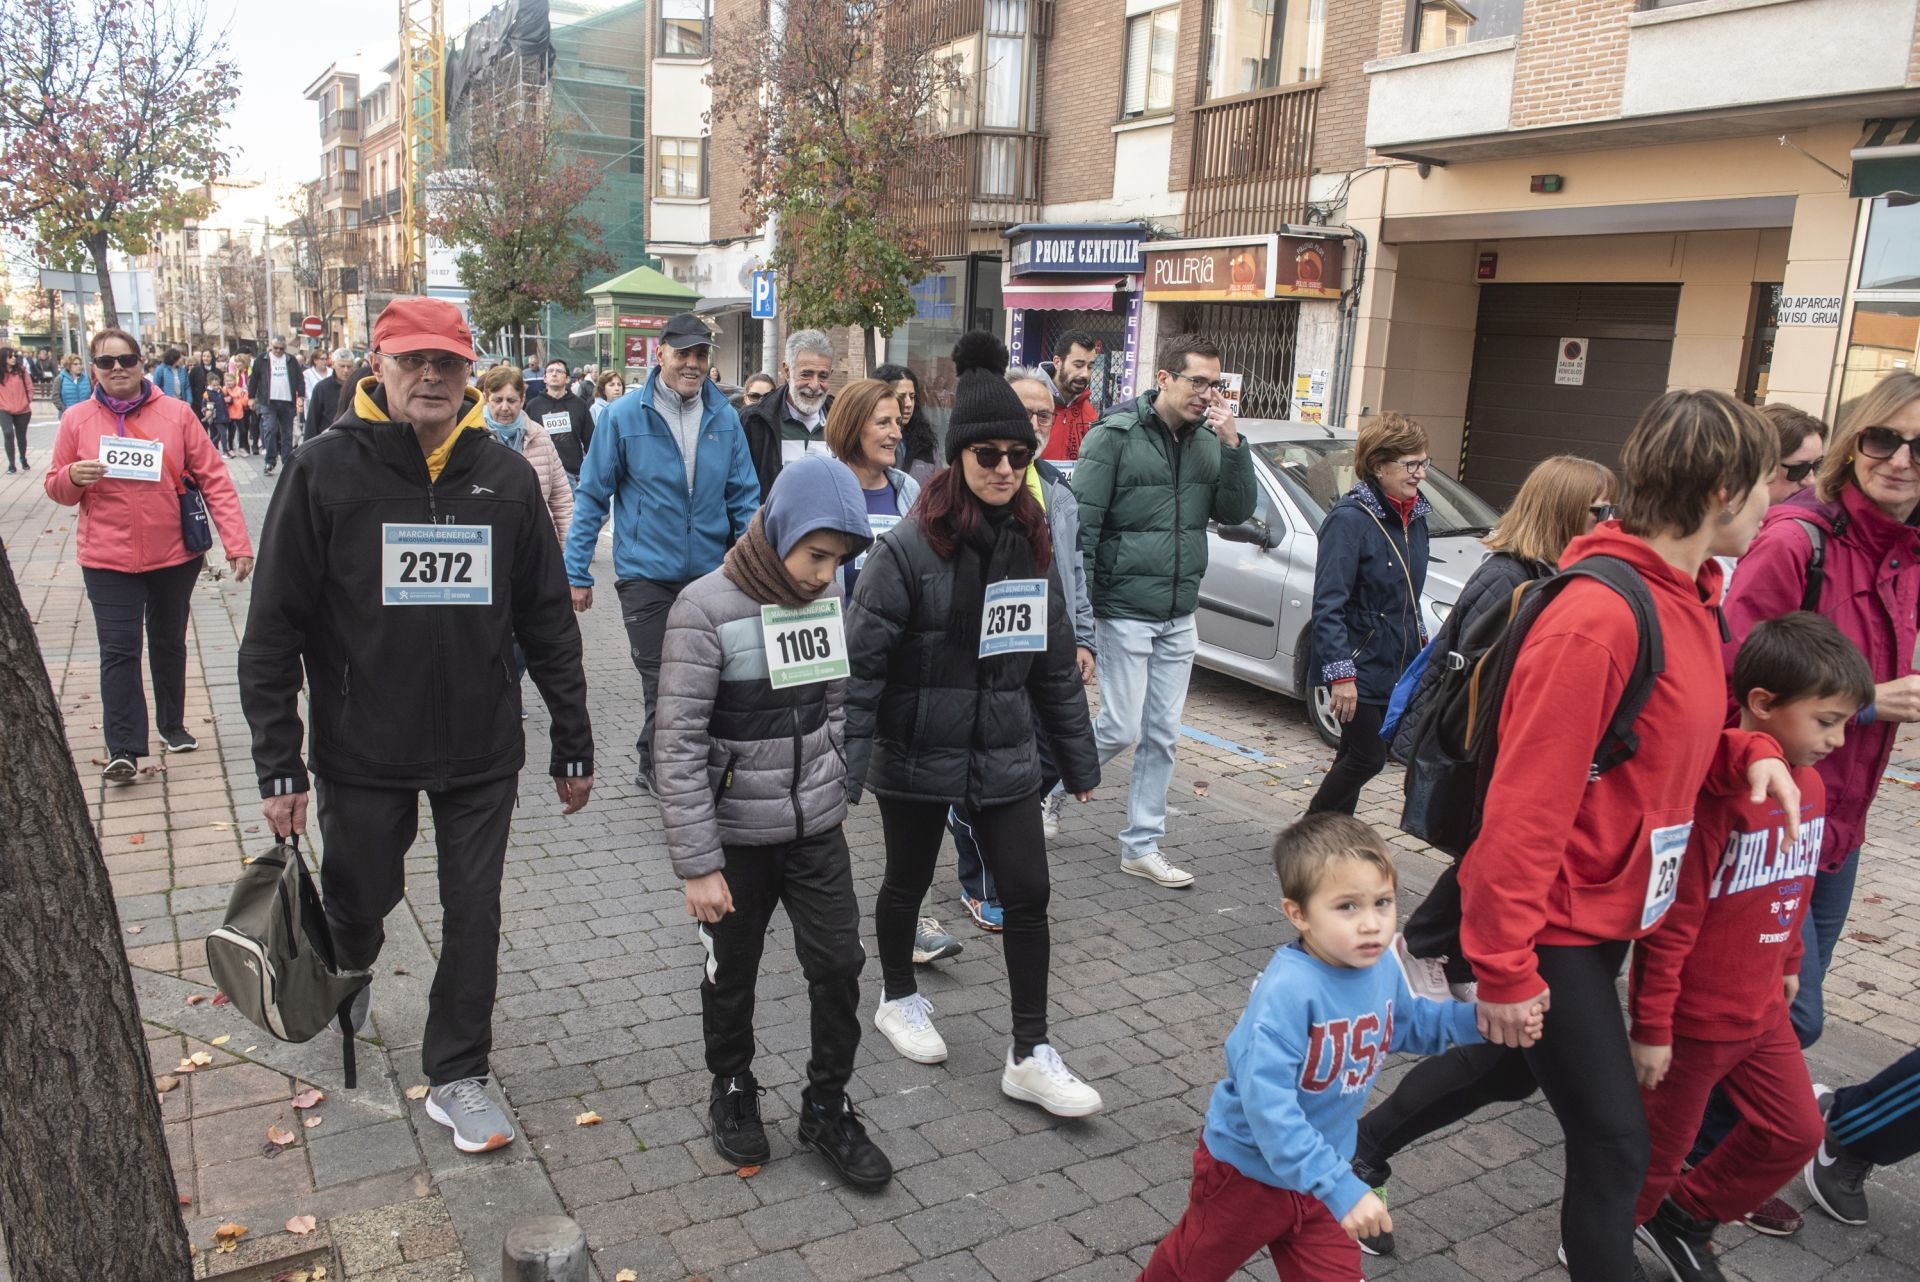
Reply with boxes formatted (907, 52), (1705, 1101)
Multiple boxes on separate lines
(697, 295), (750, 316)
(567, 326), (597, 345)
(1852, 118), (1920, 199)
(1004, 275), (1127, 312)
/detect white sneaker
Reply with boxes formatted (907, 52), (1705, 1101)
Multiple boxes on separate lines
(1390, 933), (1452, 1003)
(1120, 851), (1194, 888)
(1001, 1044), (1103, 1117)
(1039, 790), (1062, 840)
(874, 993), (947, 1064)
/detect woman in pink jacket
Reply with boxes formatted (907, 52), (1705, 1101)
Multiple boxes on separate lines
(46, 329), (254, 783)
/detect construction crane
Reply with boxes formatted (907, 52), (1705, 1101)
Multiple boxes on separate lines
(397, 0), (445, 292)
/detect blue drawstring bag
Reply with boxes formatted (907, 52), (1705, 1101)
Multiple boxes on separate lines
(1380, 633), (1437, 745)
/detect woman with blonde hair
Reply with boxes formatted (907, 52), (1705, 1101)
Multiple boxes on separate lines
(479, 365), (572, 543)
(1307, 411), (1432, 814)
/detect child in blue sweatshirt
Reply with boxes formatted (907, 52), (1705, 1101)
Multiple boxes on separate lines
(1139, 813), (1521, 1281)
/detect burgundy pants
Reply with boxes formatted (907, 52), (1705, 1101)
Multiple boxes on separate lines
(1138, 1139), (1361, 1282)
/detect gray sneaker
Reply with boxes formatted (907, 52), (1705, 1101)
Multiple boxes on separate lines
(425, 1077), (516, 1153)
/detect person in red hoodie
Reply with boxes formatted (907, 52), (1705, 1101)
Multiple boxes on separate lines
(1629, 611), (1873, 1282)
(1459, 389), (1797, 1282)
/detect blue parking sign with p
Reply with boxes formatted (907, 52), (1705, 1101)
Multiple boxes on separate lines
(751, 270), (776, 320)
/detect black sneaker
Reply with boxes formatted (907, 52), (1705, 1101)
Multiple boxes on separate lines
(708, 1074), (769, 1168)
(1804, 1125), (1873, 1226)
(160, 729), (198, 753)
(1636, 1197), (1726, 1282)
(796, 1091), (892, 1191)
(102, 754), (137, 784)
(1352, 1155), (1395, 1257)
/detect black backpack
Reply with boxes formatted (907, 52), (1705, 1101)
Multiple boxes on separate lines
(1398, 555), (1665, 858)
(205, 837), (371, 1087)
(1792, 514), (1841, 612)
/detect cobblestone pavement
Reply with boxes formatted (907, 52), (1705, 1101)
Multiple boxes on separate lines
(4, 400), (1917, 1281)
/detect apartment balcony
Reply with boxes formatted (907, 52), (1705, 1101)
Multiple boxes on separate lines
(386, 188), (403, 215)
(1366, 0), (1920, 163)
(899, 131), (1044, 261)
(1186, 84), (1319, 240)
(323, 108), (360, 140)
(323, 171), (360, 195)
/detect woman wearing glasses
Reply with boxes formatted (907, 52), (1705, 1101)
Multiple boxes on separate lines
(44, 329), (252, 783)
(1684, 373), (1920, 1211)
(845, 333), (1103, 1117)
(1306, 412), (1434, 815)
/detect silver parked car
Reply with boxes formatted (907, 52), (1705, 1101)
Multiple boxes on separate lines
(1195, 419), (1502, 746)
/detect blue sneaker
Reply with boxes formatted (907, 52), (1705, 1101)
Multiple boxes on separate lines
(962, 894), (1004, 932)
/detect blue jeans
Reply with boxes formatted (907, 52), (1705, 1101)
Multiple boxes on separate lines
(262, 399), (296, 468)
(1089, 614), (1197, 860)
(1690, 846), (1862, 1162)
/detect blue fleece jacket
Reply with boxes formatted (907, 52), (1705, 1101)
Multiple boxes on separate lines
(1202, 942), (1480, 1220)
(565, 370), (762, 587)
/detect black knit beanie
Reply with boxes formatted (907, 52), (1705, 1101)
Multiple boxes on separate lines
(943, 332), (1039, 463)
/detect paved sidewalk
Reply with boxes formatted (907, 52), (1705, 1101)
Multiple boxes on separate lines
(3, 402), (1917, 1281)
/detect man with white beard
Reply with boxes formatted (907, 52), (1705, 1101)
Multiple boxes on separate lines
(741, 328), (835, 501)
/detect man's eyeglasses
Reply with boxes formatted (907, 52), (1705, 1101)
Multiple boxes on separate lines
(383, 352), (473, 378)
(1781, 459), (1821, 483)
(967, 444), (1034, 471)
(1393, 457), (1431, 475)
(1855, 427), (1919, 463)
(1028, 408), (1056, 426)
(92, 353), (141, 370)
(1590, 503), (1618, 522)
(1169, 372), (1227, 394)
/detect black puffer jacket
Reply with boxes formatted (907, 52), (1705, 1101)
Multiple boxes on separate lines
(845, 516), (1099, 808)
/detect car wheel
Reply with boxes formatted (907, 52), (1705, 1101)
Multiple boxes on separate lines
(1308, 681), (1344, 748)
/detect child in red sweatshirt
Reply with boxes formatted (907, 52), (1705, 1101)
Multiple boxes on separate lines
(1629, 611), (1875, 1282)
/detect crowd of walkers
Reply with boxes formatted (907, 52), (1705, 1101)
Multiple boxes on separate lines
(21, 294), (1920, 1281)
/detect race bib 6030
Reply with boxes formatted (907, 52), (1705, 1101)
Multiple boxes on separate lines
(381, 524), (492, 605)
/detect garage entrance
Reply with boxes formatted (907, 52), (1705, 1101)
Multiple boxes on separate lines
(1461, 284), (1681, 505)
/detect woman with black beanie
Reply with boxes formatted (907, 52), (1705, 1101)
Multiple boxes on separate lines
(847, 332), (1104, 1117)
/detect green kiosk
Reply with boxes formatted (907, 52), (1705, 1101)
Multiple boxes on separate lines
(584, 265), (700, 385)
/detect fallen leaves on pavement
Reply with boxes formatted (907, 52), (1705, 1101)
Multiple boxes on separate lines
(190, 1051), (213, 1066)
(126, 924), (144, 934)
(291, 1088), (325, 1109)
(211, 1034), (231, 1046)
(212, 991), (232, 1006)
(285, 1214), (316, 1235)
(127, 833), (145, 845)
(212, 1223), (247, 1253)
(615, 1271), (638, 1282)
(735, 1164), (761, 1178)
(186, 994), (208, 1006)
(266, 1124), (297, 1146)
(155, 1075), (180, 1093)
(304, 1115), (323, 1128)
(574, 1110), (603, 1126)
(404, 1084), (430, 1100)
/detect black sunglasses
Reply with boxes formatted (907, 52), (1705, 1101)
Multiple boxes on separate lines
(1781, 458), (1821, 483)
(1589, 503), (1617, 522)
(1856, 427), (1920, 464)
(92, 353), (141, 370)
(967, 444), (1034, 471)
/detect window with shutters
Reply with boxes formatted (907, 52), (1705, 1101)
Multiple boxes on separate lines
(654, 138), (707, 199)
(1122, 7), (1178, 118)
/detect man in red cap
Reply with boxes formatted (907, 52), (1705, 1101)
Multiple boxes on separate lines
(240, 297), (596, 1155)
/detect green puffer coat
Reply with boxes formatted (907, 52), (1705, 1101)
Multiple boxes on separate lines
(1070, 391), (1257, 622)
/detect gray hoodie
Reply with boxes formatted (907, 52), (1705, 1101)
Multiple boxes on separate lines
(652, 378), (704, 492)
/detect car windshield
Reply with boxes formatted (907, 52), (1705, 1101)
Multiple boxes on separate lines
(1256, 439), (1500, 536)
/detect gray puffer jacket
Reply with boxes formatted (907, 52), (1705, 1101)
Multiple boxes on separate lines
(655, 570), (849, 878)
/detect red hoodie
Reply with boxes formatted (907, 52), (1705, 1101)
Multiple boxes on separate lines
(1628, 760), (1821, 1046)
(1460, 525), (1782, 1004)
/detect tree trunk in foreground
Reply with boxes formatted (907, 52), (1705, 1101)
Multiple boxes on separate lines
(0, 548), (192, 1279)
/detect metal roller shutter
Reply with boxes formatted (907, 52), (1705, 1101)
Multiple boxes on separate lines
(1462, 284), (1681, 505)
(1178, 301), (1298, 420)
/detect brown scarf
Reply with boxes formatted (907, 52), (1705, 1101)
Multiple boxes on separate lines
(723, 510), (818, 608)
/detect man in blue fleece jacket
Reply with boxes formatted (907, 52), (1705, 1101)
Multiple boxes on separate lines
(1139, 813), (1518, 1282)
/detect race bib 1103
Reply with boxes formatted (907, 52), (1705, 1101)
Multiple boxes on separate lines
(381, 524), (493, 605)
(761, 598), (849, 688)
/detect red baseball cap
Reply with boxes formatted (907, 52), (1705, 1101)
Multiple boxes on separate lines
(372, 297), (476, 360)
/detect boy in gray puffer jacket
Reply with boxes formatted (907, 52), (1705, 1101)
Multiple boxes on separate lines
(654, 453), (892, 1191)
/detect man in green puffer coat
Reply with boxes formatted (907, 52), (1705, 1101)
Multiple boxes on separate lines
(1069, 332), (1256, 889)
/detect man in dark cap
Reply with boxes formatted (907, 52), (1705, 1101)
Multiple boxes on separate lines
(240, 297), (595, 1155)
(564, 311), (761, 791)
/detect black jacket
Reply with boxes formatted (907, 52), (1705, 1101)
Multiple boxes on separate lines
(305, 373), (344, 436)
(524, 389), (594, 475)
(844, 515), (1099, 808)
(1310, 480), (1432, 702)
(247, 352), (305, 406)
(739, 385), (833, 504)
(238, 379), (593, 796)
(189, 361), (214, 413)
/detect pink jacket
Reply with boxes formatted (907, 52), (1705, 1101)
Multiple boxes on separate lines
(521, 419), (574, 544)
(45, 387), (253, 573)
(1723, 484), (1920, 866)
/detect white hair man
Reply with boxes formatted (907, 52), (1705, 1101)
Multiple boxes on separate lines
(740, 328), (835, 499)
(304, 347), (357, 437)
